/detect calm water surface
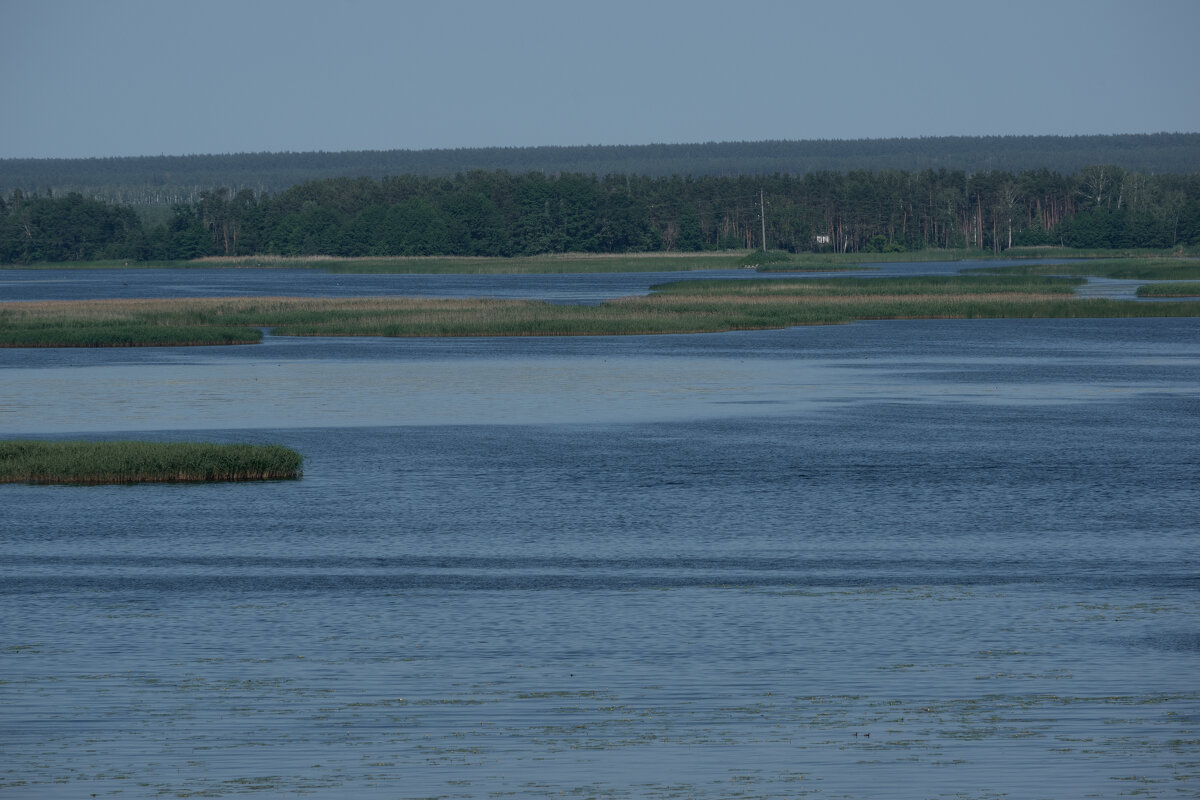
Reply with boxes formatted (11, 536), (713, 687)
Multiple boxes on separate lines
(0, 257), (1085, 304)
(1, 267), (1198, 798)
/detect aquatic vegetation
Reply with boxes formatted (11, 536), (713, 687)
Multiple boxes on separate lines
(735, 249), (862, 271)
(972, 257), (1200, 280)
(0, 323), (260, 348)
(648, 273), (1085, 296)
(188, 250), (880, 274)
(302, 252), (745, 274)
(0, 298), (262, 346)
(1137, 282), (1200, 297)
(4, 273), (1200, 346)
(0, 440), (303, 484)
(19, 252), (753, 274)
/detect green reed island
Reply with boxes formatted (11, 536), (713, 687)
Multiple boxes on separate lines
(0, 441), (303, 485)
(4, 257), (1200, 347)
(1136, 282), (1200, 297)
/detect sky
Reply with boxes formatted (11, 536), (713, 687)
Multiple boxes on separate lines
(2, 0), (1198, 160)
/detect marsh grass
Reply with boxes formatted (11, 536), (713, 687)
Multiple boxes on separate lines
(750, 247), (1192, 268)
(5, 275), (1200, 345)
(1, 253), (747, 273)
(185, 252), (754, 274)
(0, 297), (266, 347)
(735, 250), (865, 272)
(0, 325), (260, 348)
(8, 247), (1191, 273)
(0, 251), (878, 274)
(996, 246), (1197, 259)
(650, 275), (1085, 296)
(1136, 282), (1200, 297)
(0, 441), (303, 484)
(971, 258), (1200, 280)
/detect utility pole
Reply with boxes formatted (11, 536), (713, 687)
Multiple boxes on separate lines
(759, 188), (767, 252)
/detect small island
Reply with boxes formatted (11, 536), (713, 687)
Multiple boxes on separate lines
(5, 258), (1200, 347)
(1136, 282), (1200, 297)
(0, 441), (303, 485)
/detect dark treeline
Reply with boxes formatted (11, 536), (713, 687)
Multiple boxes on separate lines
(3, 166), (1200, 263)
(2, 134), (1198, 207)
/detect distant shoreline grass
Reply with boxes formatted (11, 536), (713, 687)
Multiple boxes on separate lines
(5, 275), (1200, 346)
(1136, 282), (1200, 297)
(0, 441), (303, 485)
(648, 274), (1087, 296)
(970, 257), (1200, 281)
(220, 252), (750, 274)
(0, 252), (752, 274)
(3, 247), (1191, 274)
(0, 321), (261, 348)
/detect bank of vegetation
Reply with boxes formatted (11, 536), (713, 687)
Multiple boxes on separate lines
(1136, 282), (1200, 297)
(201, 252), (756, 274)
(0, 440), (303, 484)
(6, 273), (1200, 346)
(0, 305), (262, 346)
(972, 257), (1200, 280)
(2, 164), (1199, 265)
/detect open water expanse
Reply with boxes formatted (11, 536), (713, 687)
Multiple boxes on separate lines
(1, 264), (1199, 798)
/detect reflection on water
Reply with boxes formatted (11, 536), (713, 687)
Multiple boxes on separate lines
(2, 293), (1199, 798)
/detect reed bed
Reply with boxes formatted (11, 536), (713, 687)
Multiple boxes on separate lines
(746, 246), (1188, 267)
(5, 274), (1200, 346)
(190, 252), (751, 274)
(733, 250), (859, 272)
(0, 441), (303, 485)
(651, 274), (1084, 297)
(4, 253), (747, 274)
(753, 264), (864, 272)
(0, 297), (268, 347)
(973, 258), (1200, 280)
(0, 325), (259, 348)
(13, 248), (1191, 274)
(1136, 282), (1200, 297)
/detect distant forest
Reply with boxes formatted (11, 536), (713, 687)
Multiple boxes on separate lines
(1, 134), (1198, 207)
(3, 164), (1199, 263)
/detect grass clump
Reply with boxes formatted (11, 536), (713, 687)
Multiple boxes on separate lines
(745, 250), (866, 272)
(737, 250), (792, 268)
(0, 441), (303, 485)
(1136, 282), (1200, 297)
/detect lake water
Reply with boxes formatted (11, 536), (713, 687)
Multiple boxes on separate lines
(2, 264), (1199, 798)
(0, 258), (1099, 305)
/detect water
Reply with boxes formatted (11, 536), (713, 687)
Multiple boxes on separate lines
(0, 257), (1078, 304)
(2, 266), (1199, 798)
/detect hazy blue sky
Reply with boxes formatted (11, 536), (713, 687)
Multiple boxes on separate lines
(3, 0), (1198, 159)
